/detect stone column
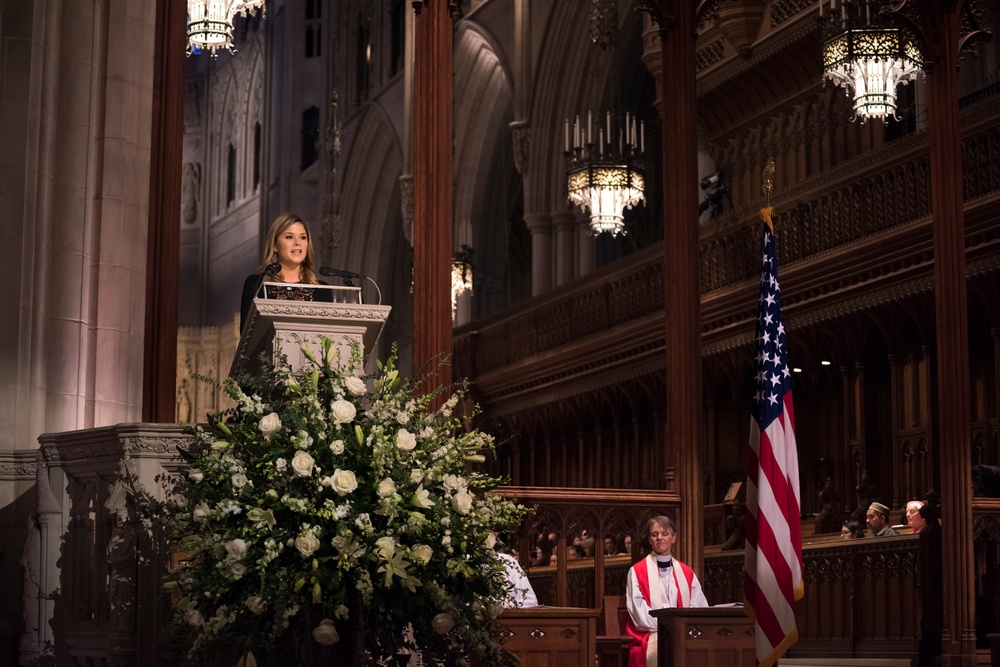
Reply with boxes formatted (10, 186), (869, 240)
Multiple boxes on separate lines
(524, 212), (553, 295)
(575, 210), (595, 277)
(550, 210), (576, 287)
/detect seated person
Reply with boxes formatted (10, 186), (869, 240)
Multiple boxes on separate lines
(866, 502), (898, 537)
(574, 529), (596, 556)
(532, 531), (556, 567)
(496, 551), (538, 608)
(625, 516), (709, 667)
(567, 545), (586, 560)
(604, 535), (624, 556)
(841, 520), (865, 539)
(905, 500), (926, 533)
(240, 213), (333, 332)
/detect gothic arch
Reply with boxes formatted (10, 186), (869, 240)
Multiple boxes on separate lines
(337, 104), (403, 276)
(453, 23), (518, 313)
(336, 104), (409, 365)
(242, 40), (265, 199)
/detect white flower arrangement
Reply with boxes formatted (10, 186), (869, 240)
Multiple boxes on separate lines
(154, 339), (527, 666)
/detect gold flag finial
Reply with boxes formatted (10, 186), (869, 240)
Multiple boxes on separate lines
(760, 158), (775, 233)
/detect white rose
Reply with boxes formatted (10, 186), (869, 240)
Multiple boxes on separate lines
(313, 618), (340, 646)
(411, 544), (433, 565)
(260, 412), (282, 438)
(184, 608), (204, 627)
(245, 596), (266, 615)
(451, 490), (473, 515)
(275, 458), (287, 470)
(291, 450), (315, 477)
(396, 429), (417, 452)
(442, 474), (466, 494)
(231, 473), (248, 488)
(344, 376), (367, 396)
(326, 469), (358, 496)
(173, 494), (188, 508)
(295, 533), (321, 557)
(410, 469), (423, 483)
(374, 536), (396, 558)
(485, 533), (496, 549)
(192, 501), (210, 522)
(330, 400), (357, 425)
(187, 468), (204, 482)
(432, 613), (456, 634)
(225, 538), (247, 561)
(376, 478), (396, 497)
(330, 440), (345, 455)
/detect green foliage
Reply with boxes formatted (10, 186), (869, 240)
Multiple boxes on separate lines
(152, 340), (528, 665)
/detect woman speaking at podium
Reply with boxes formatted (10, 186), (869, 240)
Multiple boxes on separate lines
(240, 213), (333, 332)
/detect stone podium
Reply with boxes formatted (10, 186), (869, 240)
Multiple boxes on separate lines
(232, 290), (391, 377)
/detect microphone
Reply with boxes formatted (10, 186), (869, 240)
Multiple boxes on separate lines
(263, 260), (281, 276)
(320, 266), (364, 280)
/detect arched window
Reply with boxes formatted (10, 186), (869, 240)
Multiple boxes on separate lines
(301, 107), (319, 171)
(390, 0), (405, 76)
(305, 0), (321, 58)
(356, 25), (370, 101)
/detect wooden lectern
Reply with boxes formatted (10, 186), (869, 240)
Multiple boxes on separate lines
(650, 607), (755, 667)
(231, 293), (391, 378)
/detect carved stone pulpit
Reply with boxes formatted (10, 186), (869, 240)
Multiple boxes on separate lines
(231, 291), (391, 378)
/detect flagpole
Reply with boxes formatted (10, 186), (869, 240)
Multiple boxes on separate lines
(744, 158), (803, 667)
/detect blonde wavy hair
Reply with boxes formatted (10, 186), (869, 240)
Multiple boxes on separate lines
(259, 212), (319, 285)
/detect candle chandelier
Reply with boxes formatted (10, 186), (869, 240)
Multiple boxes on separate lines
(819, 0), (922, 121)
(564, 111), (645, 237)
(187, 1), (267, 57)
(450, 245), (474, 317)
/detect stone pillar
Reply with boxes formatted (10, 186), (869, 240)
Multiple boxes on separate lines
(5, 0), (159, 653)
(551, 210), (576, 287)
(412, 1), (453, 394)
(524, 212), (553, 295)
(638, 0), (702, 572)
(575, 210), (595, 277)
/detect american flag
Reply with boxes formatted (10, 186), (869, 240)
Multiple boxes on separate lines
(744, 222), (803, 667)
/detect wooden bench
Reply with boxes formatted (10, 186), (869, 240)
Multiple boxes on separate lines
(596, 594), (634, 667)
